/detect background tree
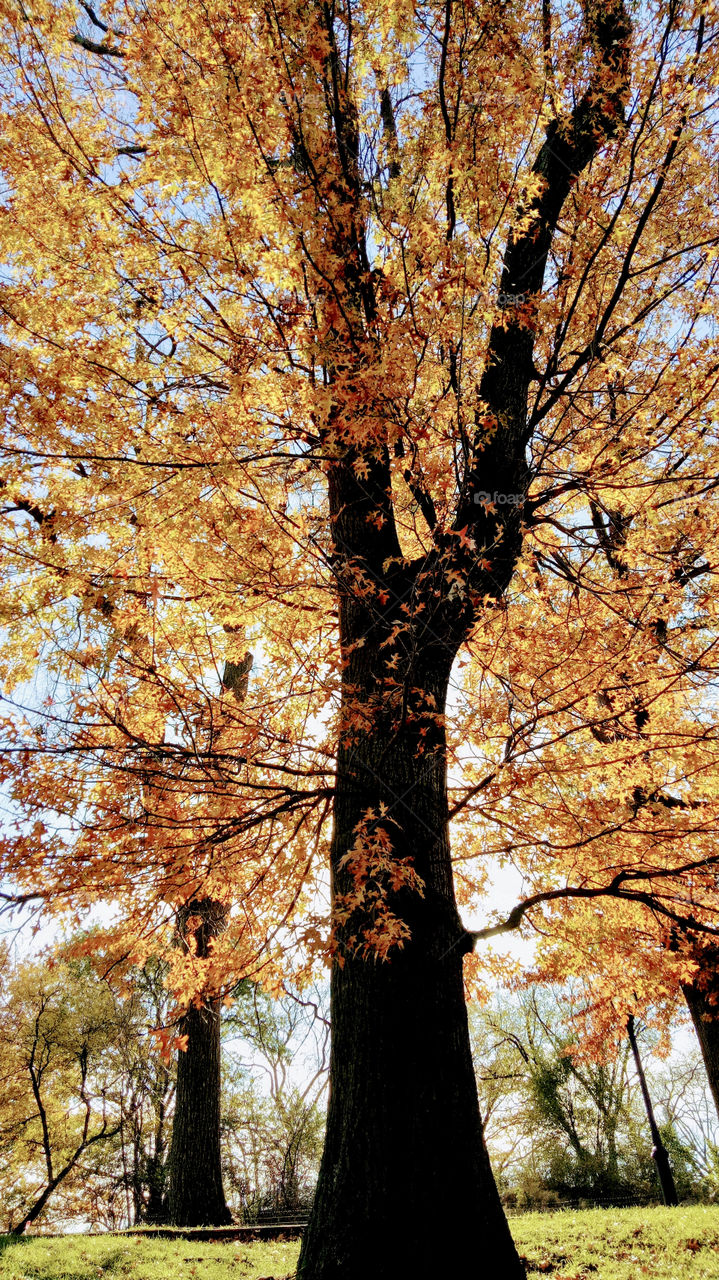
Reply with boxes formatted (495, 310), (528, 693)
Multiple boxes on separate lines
(222, 980), (328, 1220)
(107, 959), (176, 1228)
(165, 649), (254, 1226)
(0, 951), (121, 1234)
(0, 944), (328, 1231)
(679, 938), (719, 1121)
(471, 988), (709, 1210)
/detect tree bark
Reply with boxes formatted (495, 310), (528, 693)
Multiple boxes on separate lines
(626, 1016), (678, 1206)
(298, 664), (525, 1279)
(167, 898), (232, 1227)
(682, 974), (719, 1122)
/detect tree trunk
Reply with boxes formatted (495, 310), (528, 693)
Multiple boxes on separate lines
(168, 899), (232, 1227)
(144, 1110), (169, 1223)
(626, 1016), (678, 1206)
(298, 664), (525, 1279)
(168, 996), (231, 1226)
(682, 978), (719, 1121)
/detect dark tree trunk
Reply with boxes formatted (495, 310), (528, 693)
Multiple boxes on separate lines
(166, 655), (251, 1227)
(168, 997), (231, 1226)
(144, 1115), (169, 1224)
(626, 1016), (678, 1206)
(168, 899), (232, 1227)
(298, 664), (525, 1279)
(683, 975), (719, 1121)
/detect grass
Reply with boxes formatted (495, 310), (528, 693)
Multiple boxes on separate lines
(0, 1234), (300, 1280)
(511, 1205), (719, 1279)
(1, 1205), (718, 1278)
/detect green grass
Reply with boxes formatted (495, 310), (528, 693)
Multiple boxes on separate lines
(1, 1206), (719, 1279)
(511, 1205), (719, 1278)
(0, 1234), (300, 1280)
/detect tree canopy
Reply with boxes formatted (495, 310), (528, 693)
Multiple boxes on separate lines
(2, 0), (719, 1273)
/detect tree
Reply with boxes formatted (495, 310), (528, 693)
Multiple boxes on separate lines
(107, 958), (176, 1228)
(0, 943), (329, 1232)
(471, 988), (706, 1209)
(0, 951), (121, 1234)
(0, 946), (184, 1232)
(166, 657), (252, 1226)
(167, 897), (233, 1225)
(474, 988), (637, 1206)
(222, 979), (328, 1219)
(3, 1), (719, 1275)
(627, 1013), (678, 1205)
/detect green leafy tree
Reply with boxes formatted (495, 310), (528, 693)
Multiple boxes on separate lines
(472, 988), (709, 1209)
(0, 951), (121, 1233)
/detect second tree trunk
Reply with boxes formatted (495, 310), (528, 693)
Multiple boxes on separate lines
(168, 899), (232, 1227)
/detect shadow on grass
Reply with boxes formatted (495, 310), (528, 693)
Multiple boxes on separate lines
(92, 1247), (136, 1274)
(0, 1235), (28, 1259)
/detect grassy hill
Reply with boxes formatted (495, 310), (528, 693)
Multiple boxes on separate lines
(1, 1205), (718, 1279)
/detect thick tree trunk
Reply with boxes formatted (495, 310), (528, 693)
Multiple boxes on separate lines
(298, 666), (525, 1279)
(168, 899), (232, 1227)
(682, 978), (719, 1121)
(296, 3), (629, 1266)
(168, 996), (232, 1226)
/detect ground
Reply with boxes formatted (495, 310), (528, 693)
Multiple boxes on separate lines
(512, 1205), (719, 1278)
(1, 1206), (718, 1279)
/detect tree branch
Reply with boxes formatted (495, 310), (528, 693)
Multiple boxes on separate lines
(468, 856), (719, 947)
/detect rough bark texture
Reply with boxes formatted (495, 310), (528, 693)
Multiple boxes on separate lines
(298, 697), (523, 1277)
(167, 899), (232, 1227)
(683, 972), (719, 1121)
